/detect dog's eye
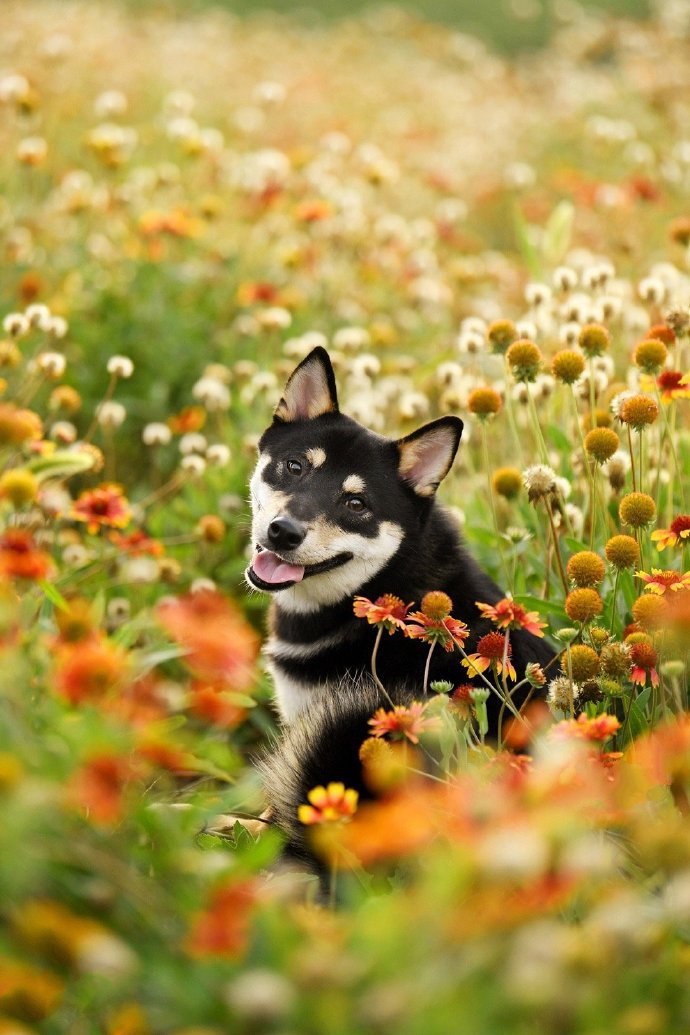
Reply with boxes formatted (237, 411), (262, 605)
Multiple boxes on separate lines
(345, 496), (367, 513)
(286, 459), (303, 476)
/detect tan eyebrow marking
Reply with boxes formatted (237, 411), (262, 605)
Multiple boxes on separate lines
(342, 474), (365, 494)
(306, 447), (327, 468)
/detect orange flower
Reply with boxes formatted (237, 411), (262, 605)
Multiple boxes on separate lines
(635, 568), (690, 594)
(550, 713), (620, 743)
(109, 529), (164, 556)
(55, 639), (130, 704)
(0, 957), (63, 1020)
(298, 782), (359, 825)
(68, 753), (136, 825)
(476, 597), (546, 637)
(186, 879), (257, 959)
(189, 682), (246, 728)
(167, 406), (206, 434)
(72, 483), (131, 535)
(368, 701), (437, 745)
(650, 514), (690, 551)
(657, 369), (690, 401)
(0, 402), (43, 445)
(237, 281), (279, 305)
(628, 639), (659, 687)
(0, 528), (53, 580)
(294, 198), (334, 222)
(461, 631), (516, 681)
(139, 208), (201, 238)
(353, 594), (412, 633)
(156, 590), (258, 688)
(405, 610), (469, 652)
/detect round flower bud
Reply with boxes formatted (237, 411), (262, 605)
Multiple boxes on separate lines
(206, 443), (231, 467)
(492, 467), (522, 500)
(421, 591), (453, 620)
(561, 644), (600, 681)
(584, 427), (620, 464)
(578, 323), (610, 357)
(633, 338), (668, 374)
(618, 394), (659, 430)
(619, 492), (656, 529)
(506, 339), (543, 382)
(49, 385), (81, 414)
(565, 588), (604, 624)
(0, 467), (38, 506)
(37, 351), (66, 379)
(631, 593), (668, 632)
(551, 348), (586, 384)
(96, 401), (126, 428)
(142, 422), (172, 446)
(196, 514), (226, 543)
(467, 387), (501, 419)
(487, 319), (517, 354)
(566, 551), (605, 587)
(599, 642), (631, 678)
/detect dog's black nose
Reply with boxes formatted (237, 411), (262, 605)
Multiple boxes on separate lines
(267, 516), (305, 551)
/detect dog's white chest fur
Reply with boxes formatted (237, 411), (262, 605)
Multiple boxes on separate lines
(265, 659), (319, 723)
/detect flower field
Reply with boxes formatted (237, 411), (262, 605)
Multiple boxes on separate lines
(2, 0), (690, 1030)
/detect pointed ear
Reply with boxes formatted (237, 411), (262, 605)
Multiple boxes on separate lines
(397, 417), (463, 497)
(273, 347), (339, 423)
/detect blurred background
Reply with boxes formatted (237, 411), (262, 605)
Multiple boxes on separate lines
(121, 0), (650, 52)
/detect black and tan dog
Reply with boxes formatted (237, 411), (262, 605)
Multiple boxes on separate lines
(246, 347), (553, 858)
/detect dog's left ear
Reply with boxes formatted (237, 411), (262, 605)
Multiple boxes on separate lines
(397, 417), (463, 497)
(273, 347), (339, 423)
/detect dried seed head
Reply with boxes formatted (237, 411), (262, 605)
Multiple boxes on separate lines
(566, 551), (606, 587)
(467, 387), (501, 418)
(605, 534), (640, 569)
(618, 394), (659, 429)
(578, 323), (610, 357)
(551, 348), (585, 384)
(619, 492), (656, 528)
(565, 588), (604, 624)
(633, 338), (668, 374)
(632, 593), (668, 632)
(492, 467), (523, 499)
(584, 427), (620, 464)
(506, 339), (543, 382)
(561, 644), (600, 681)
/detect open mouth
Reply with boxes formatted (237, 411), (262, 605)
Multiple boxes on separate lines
(246, 546), (353, 592)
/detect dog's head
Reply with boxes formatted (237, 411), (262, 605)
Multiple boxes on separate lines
(245, 347), (463, 611)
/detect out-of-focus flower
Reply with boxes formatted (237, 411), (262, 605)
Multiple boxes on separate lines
(298, 782), (359, 824)
(0, 529), (53, 580)
(186, 880), (257, 959)
(68, 753), (135, 824)
(55, 639), (130, 705)
(0, 402), (43, 445)
(72, 483), (131, 534)
(626, 635), (659, 687)
(368, 701), (437, 745)
(156, 590), (258, 687)
(550, 713), (620, 742)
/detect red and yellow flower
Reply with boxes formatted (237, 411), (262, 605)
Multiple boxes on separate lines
(298, 782), (359, 825)
(353, 594), (412, 633)
(476, 597), (546, 636)
(650, 514), (690, 551)
(0, 528), (53, 580)
(461, 631), (516, 681)
(550, 712), (620, 743)
(72, 483), (131, 535)
(368, 701), (437, 745)
(635, 568), (690, 594)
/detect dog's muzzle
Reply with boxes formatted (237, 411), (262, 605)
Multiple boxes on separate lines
(246, 544), (354, 592)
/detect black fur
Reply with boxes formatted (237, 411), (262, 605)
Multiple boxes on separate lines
(248, 348), (555, 861)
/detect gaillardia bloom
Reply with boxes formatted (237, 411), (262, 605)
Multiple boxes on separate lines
(476, 597), (546, 636)
(298, 783), (359, 825)
(368, 701), (437, 744)
(461, 631), (516, 681)
(0, 529), (53, 581)
(72, 483), (131, 534)
(651, 515), (690, 551)
(353, 594), (412, 634)
(635, 569), (690, 594)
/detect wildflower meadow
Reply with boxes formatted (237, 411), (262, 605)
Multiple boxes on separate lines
(2, 0), (690, 1031)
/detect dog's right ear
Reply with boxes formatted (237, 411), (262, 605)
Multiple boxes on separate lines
(273, 347), (339, 423)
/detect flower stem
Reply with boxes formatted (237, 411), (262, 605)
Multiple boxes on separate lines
(422, 640), (436, 695)
(371, 626), (396, 709)
(545, 499), (569, 595)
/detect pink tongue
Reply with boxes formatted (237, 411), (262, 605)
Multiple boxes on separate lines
(253, 549), (305, 585)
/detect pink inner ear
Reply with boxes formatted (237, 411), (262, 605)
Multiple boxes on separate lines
(277, 362), (335, 422)
(399, 428), (455, 494)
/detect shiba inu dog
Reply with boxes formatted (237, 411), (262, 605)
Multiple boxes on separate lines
(246, 347), (554, 860)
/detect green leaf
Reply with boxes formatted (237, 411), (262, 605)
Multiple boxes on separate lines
(512, 203), (542, 278)
(28, 449), (96, 483)
(38, 580), (69, 611)
(542, 200), (575, 266)
(547, 424), (574, 454)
